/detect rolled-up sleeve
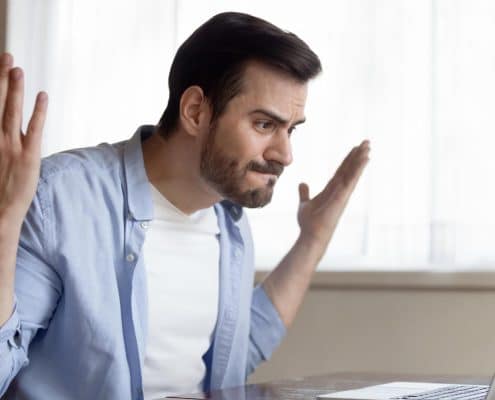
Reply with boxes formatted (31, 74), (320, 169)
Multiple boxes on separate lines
(246, 284), (286, 376)
(0, 302), (28, 394)
(0, 184), (61, 397)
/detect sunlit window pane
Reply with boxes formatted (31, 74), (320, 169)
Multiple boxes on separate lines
(7, 0), (495, 270)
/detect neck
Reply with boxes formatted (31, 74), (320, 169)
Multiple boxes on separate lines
(142, 128), (222, 215)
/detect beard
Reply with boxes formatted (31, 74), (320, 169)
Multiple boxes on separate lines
(200, 125), (284, 208)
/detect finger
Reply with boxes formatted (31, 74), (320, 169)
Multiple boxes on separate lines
(329, 155), (369, 206)
(334, 147), (358, 178)
(333, 139), (369, 179)
(322, 146), (358, 193)
(347, 153), (369, 192)
(339, 141), (370, 181)
(298, 182), (310, 202)
(343, 145), (370, 185)
(3, 68), (24, 143)
(0, 53), (13, 124)
(323, 141), (370, 196)
(24, 91), (48, 154)
(360, 139), (370, 149)
(336, 159), (369, 209)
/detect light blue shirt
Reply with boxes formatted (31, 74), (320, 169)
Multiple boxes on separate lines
(0, 126), (286, 399)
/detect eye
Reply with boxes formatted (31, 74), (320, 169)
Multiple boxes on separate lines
(288, 126), (297, 136)
(254, 120), (276, 132)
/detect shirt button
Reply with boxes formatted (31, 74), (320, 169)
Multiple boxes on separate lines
(126, 253), (135, 262)
(140, 222), (148, 229)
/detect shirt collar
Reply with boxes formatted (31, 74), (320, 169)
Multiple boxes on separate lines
(123, 125), (154, 221)
(220, 200), (244, 222)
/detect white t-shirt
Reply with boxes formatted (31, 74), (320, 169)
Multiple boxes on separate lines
(142, 184), (220, 400)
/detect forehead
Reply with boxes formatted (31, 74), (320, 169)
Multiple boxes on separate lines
(232, 61), (308, 119)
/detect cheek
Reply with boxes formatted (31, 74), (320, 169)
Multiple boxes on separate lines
(223, 122), (267, 160)
(213, 115), (271, 164)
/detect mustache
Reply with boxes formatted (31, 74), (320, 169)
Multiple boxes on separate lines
(246, 160), (284, 177)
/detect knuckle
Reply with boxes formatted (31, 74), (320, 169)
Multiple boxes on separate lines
(0, 144), (18, 159)
(0, 65), (10, 78)
(7, 140), (21, 155)
(4, 107), (19, 125)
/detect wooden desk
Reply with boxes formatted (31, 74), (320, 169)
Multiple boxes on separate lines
(164, 372), (491, 400)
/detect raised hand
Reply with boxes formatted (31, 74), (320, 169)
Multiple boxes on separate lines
(0, 53), (48, 326)
(297, 140), (370, 249)
(261, 140), (370, 328)
(0, 53), (48, 223)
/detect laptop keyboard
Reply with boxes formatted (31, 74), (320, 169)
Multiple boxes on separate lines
(393, 385), (488, 400)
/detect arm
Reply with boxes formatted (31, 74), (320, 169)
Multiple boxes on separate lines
(0, 53), (48, 394)
(0, 53), (47, 326)
(262, 141), (370, 328)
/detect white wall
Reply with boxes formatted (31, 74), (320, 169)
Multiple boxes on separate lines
(250, 279), (495, 383)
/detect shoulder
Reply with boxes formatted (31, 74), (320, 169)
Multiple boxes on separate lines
(40, 140), (126, 183)
(35, 140), (129, 213)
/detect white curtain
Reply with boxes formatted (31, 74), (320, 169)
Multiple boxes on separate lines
(6, 0), (495, 270)
(6, 0), (177, 153)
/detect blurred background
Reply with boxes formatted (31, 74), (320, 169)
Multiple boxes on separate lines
(2, 0), (495, 383)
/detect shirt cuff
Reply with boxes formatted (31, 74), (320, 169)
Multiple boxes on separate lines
(250, 284), (286, 360)
(0, 302), (21, 354)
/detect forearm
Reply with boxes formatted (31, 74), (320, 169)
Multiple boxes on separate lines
(262, 233), (327, 328)
(0, 214), (22, 327)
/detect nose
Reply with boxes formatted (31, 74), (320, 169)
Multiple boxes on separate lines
(264, 131), (293, 167)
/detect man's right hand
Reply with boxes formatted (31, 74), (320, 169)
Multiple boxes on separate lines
(0, 52), (48, 326)
(0, 53), (47, 223)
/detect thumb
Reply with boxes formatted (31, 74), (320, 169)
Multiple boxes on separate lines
(298, 182), (310, 202)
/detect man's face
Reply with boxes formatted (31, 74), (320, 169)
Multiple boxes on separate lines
(199, 61), (308, 208)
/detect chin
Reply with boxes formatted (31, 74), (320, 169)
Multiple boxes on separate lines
(229, 187), (274, 208)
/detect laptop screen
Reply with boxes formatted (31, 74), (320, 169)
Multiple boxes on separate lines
(485, 375), (495, 400)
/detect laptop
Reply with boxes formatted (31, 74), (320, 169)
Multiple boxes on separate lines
(317, 375), (495, 400)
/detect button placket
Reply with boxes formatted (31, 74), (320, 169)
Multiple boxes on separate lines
(234, 247), (242, 258)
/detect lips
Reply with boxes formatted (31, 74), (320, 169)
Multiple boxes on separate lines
(246, 160), (284, 177)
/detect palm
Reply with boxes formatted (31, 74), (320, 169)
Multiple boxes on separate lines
(297, 141), (370, 246)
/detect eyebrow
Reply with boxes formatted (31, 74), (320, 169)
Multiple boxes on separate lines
(249, 109), (306, 126)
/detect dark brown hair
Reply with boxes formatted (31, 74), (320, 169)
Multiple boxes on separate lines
(157, 12), (322, 138)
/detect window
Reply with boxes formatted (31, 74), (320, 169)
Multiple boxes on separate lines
(7, 0), (495, 270)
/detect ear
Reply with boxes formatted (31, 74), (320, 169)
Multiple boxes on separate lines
(179, 86), (211, 138)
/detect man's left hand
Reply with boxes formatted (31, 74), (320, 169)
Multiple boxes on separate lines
(297, 140), (370, 251)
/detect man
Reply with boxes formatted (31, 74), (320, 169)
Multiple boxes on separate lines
(0, 12), (369, 400)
